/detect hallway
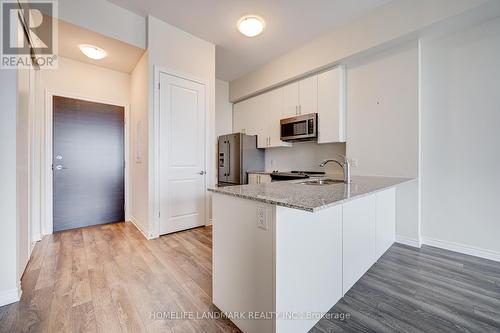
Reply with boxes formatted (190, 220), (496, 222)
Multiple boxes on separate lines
(0, 223), (239, 332)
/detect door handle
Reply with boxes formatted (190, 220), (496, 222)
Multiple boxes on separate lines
(198, 171), (206, 175)
(54, 164), (67, 170)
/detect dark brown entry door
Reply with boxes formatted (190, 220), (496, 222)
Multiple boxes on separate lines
(53, 96), (125, 232)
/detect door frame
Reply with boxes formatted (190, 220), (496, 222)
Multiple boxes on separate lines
(152, 66), (209, 238)
(41, 89), (130, 235)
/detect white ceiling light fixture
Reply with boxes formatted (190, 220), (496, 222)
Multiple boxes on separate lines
(79, 44), (107, 60)
(237, 15), (265, 37)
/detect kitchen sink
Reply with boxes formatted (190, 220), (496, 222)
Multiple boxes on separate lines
(299, 178), (345, 185)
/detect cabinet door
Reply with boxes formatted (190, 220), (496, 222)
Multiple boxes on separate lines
(254, 93), (270, 149)
(233, 98), (253, 134)
(298, 75), (318, 115)
(375, 188), (396, 259)
(267, 88), (292, 148)
(248, 173), (259, 184)
(259, 174), (272, 184)
(342, 194), (376, 294)
(282, 81), (299, 118)
(318, 66), (346, 143)
(234, 94), (268, 149)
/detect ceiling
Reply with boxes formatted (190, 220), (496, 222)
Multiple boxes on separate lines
(108, 0), (391, 81)
(58, 19), (144, 73)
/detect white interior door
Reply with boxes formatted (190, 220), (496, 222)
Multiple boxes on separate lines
(159, 72), (206, 235)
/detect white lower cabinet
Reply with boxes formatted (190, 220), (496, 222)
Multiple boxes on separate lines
(213, 195), (275, 333)
(213, 194), (342, 333)
(342, 188), (396, 294)
(248, 173), (272, 184)
(342, 194), (376, 294)
(247, 173), (259, 185)
(213, 187), (397, 333)
(375, 188), (396, 259)
(275, 205), (343, 333)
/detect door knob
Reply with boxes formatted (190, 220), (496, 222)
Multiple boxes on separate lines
(55, 164), (65, 170)
(198, 171), (206, 175)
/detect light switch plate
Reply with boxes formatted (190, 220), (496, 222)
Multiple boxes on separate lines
(257, 207), (268, 230)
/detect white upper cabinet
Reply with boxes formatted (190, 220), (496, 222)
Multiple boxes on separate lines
(298, 75), (318, 115)
(267, 88), (291, 148)
(253, 93), (270, 149)
(233, 97), (253, 134)
(282, 76), (318, 117)
(233, 94), (266, 143)
(233, 90), (290, 149)
(233, 65), (346, 148)
(282, 81), (299, 118)
(317, 66), (346, 143)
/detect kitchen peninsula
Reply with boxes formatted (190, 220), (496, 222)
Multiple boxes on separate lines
(209, 176), (412, 333)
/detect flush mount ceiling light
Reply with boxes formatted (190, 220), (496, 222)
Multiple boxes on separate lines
(237, 15), (265, 37)
(79, 44), (107, 60)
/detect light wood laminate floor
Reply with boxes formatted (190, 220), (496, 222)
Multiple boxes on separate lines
(1, 223), (500, 332)
(0, 222), (239, 333)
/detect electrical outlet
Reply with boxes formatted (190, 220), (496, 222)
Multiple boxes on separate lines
(257, 207), (268, 230)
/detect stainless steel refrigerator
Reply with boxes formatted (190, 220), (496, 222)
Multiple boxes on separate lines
(218, 133), (264, 186)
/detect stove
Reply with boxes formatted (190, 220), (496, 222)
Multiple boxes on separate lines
(270, 170), (326, 181)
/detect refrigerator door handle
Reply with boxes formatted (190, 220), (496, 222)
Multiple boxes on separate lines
(226, 141), (230, 178)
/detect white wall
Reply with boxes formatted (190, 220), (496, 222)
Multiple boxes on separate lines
(215, 79), (233, 139)
(229, 0), (491, 101)
(346, 43), (419, 244)
(39, 57), (131, 102)
(265, 142), (346, 175)
(421, 17), (500, 258)
(346, 44), (418, 178)
(147, 15), (216, 235)
(58, 0), (146, 48)
(16, 68), (31, 283)
(130, 51), (150, 235)
(36, 56), (131, 235)
(0, 70), (20, 306)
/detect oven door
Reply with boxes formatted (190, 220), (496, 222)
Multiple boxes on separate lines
(280, 113), (317, 141)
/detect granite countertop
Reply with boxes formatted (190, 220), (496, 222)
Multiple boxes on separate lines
(208, 176), (414, 212)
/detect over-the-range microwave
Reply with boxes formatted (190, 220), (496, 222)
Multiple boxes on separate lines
(280, 113), (318, 141)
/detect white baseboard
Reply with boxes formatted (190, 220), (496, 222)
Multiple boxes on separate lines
(422, 237), (500, 263)
(206, 218), (213, 226)
(0, 286), (22, 307)
(129, 216), (153, 240)
(396, 234), (422, 248)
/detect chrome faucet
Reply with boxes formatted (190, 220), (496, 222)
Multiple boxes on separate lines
(319, 155), (352, 183)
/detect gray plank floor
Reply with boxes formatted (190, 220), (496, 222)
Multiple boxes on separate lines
(311, 243), (500, 333)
